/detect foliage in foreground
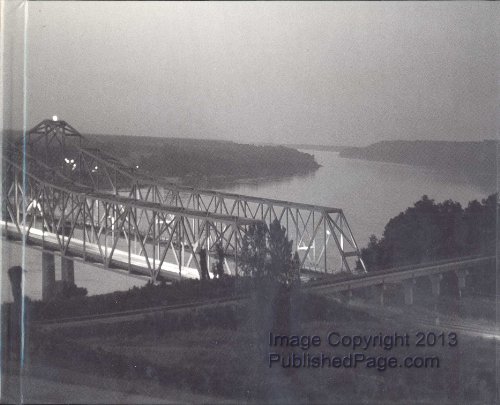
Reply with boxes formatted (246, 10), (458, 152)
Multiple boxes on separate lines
(240, 219), (301, 287)
(28, 277), (240, 321)
(360, 194), (497, 270)
(30, 291), (497, 403)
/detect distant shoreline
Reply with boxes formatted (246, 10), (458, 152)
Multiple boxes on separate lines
(86, 134), (321, 182)
(337, 139), (497, 193)
(3, 130), (322, 184)
(175, 171), (316, 190)
(258, 142), (349, 153)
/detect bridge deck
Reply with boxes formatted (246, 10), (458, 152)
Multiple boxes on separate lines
(2, 221), (199, 281)
(3, 220), (494, 291)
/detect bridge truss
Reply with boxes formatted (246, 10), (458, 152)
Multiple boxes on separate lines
(2, 119), (367, 279)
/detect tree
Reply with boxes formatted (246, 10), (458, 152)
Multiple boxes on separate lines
(198, 248), (210, 280)
(213, 243), (225, 279)
(268, 219), (296, 286)
(289, 252), (301, 287)
(239, 219), (300, 287)
(360, 193), (498, 272)
(240, 223), (268, 277)
(360, 234), (379, 270)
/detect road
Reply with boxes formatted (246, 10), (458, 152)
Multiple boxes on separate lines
(2, 220), (200, 280)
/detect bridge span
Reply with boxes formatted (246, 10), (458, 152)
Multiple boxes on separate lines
(22, 118), (367, 273)
(309, 255), (495, 305)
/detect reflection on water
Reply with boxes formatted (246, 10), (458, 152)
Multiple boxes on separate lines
(180, 171), (317, 191)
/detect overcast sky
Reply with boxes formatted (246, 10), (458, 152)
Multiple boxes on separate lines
(18, 2), (499, 145)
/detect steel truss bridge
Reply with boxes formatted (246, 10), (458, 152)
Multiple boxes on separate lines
(2, 119), (366, 282)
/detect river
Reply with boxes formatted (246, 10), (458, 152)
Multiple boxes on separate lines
(1, 151), (491, 302)
(215, 151), (491, 244)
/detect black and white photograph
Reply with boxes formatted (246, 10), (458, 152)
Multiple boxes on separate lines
(1, 1), (498, 403)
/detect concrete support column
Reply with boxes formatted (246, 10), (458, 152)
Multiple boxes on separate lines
(42, 252), (55, 301)
(61, 256), (75, 285)
(402, 279), (416, 305)
(455, 269), (469, 298)
(429, 274), (443, 297)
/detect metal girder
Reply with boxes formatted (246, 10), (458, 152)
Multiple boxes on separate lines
(2, 156), (264, 281)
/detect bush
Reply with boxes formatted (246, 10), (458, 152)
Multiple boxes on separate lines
(29, 276), (243, 320)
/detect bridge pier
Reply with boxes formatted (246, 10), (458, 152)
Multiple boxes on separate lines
(455, 269), (468, 298)
(61, 256), (75, 285)
(42, 252), (56, 301)
(429, 274), (442, 297)
(402, 279), (416, 305)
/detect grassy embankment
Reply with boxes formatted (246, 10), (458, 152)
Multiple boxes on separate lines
(18, 275), (498, 403)
(9, 268), (495, 403)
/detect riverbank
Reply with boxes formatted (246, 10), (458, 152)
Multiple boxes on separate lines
(339, 140), (497, 192)
(86, 134), (321, 180)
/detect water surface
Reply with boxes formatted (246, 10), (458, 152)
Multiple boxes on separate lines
(215, 151), (490, 245)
